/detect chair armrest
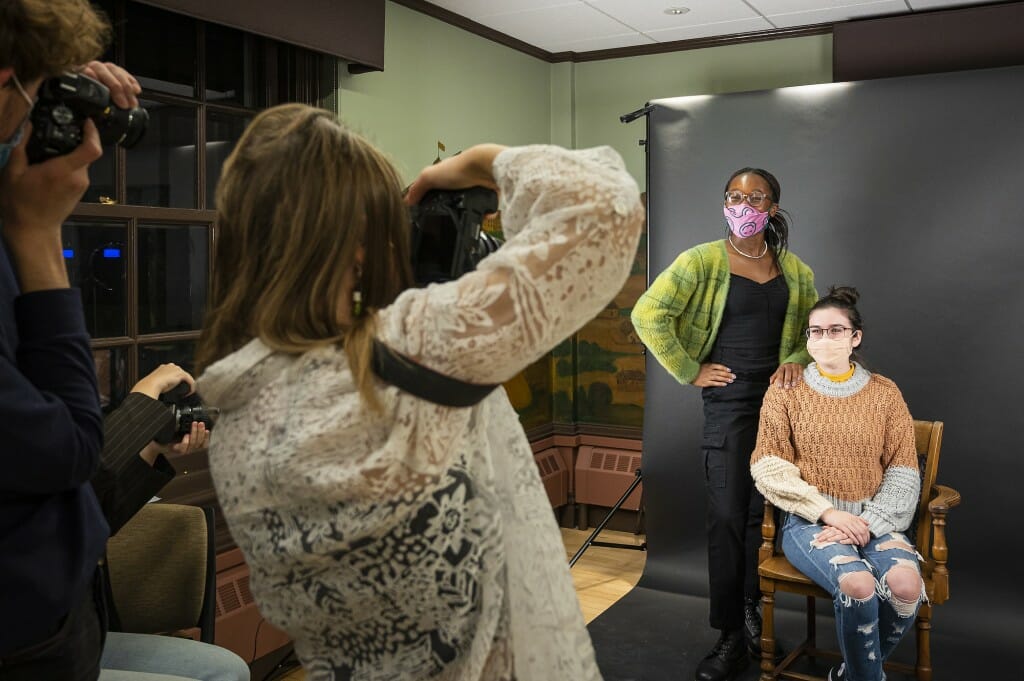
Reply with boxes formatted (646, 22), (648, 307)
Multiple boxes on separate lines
(929, 484), (961, 515)
(759, 499), (777, 564)
(928, 484), (960, 604)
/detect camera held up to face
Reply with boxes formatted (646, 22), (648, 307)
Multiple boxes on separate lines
(409, 186), (502, 285)
(26, 72), (148, 164)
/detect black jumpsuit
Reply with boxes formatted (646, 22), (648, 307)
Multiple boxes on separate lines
(701, 273), (788, 631)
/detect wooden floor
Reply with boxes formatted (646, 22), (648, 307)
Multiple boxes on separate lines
(277, 528), (646, 680)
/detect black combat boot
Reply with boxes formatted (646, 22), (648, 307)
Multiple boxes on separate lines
(743, 598), (762, 657)
(694, 628), (748, 681)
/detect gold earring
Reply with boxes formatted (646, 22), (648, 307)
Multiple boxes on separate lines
(352, 289), (363, 317)
(352, 264), (364, 317)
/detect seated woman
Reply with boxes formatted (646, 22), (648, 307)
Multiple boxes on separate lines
(93, 363), (249, 681)
(749, 286), (925, 681)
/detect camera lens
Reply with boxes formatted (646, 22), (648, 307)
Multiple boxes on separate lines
(98, 106), (149, 149)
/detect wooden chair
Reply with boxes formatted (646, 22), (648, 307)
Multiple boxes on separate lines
(757, 420), (961, 681)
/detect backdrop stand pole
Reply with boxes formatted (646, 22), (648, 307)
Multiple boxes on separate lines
(569, 468), (646, 568)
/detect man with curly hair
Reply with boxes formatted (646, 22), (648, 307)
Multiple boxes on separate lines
(0, 2), (141, 678)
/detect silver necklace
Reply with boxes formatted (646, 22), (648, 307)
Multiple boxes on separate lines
(728, 235), (768, 259)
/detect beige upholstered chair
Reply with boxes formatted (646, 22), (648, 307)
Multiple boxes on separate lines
(105, 503), (217, 643)
(757, 420), (960, 681)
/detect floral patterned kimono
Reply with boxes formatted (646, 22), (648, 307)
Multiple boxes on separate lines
(198, 145), (644, 681)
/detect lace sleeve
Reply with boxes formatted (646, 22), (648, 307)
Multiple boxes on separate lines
(378, 145), (644, 384)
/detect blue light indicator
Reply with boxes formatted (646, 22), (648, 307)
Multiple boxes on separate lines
(63, 249), (74, 258)
(103, 248), (121, 258)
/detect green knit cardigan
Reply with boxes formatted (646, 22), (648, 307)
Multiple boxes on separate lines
(631, 239), (817, 385)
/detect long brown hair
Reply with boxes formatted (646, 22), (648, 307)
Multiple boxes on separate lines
(196, 104), (413, 408)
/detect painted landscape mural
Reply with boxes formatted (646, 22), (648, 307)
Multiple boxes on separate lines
(486, 203), (649, 434)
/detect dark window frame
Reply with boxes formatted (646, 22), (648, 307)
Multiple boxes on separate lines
(70, 1), (340, 551)
(73, 0), (338, 398)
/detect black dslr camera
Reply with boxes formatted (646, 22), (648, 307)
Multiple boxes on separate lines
(153, 382), (219, 445)
(409, 186), (502, 285)
(27, 72), (148, 164)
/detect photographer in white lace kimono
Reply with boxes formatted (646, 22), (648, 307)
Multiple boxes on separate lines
(194, 103), (645, 681)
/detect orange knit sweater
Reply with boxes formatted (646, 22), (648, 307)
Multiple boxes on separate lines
(750, 366), (919, 535)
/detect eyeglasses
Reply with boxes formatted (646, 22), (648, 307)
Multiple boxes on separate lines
(805, 326), (856, 340)
(724, 190), (771, 208)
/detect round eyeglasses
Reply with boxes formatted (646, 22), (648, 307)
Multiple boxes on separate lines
(805, 326), (856, 340)
(724, 190), (771, 209)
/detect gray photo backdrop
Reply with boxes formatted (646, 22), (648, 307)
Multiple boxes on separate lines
(637, 64), (1024, 651)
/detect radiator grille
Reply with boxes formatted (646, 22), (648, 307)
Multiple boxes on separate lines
(575, 446), (643, 510)
(533, 448), (569, 507)
(217, 581), (241, 614)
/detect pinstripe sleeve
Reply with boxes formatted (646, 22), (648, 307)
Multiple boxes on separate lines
(91, 393), (177, 536)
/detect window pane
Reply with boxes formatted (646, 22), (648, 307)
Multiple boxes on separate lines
(126, 100), (197, 208)
(62, 221), (128, 338)
(81, 0), (116, 204)
(126, 2), (197, 97)
(93, 346), (129, 414)
(92, 0), (117, 63)
(206, 24), (270, 107)
(206, 111), (252, 208)
(82, 149), (116, 205)
(139, 339), (197, 378)
(138, 224), (209, 334)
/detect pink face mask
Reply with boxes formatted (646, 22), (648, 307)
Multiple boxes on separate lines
(723, 204), (771, 238)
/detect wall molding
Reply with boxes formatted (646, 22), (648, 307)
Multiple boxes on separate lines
(389, 0), (832, 64)
(525, 421), (642, 443)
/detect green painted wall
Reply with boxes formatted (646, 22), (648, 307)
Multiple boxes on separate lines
(336, 3), (553, 183)
(573, 35), (834, 185)
(339, 5), (832, 187)
(340, 6), (833, 433)
(549, 62), (574, 148)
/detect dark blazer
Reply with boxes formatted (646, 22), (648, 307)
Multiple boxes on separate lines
(0, 241), (107, 655)
(92, 392), (177, 536)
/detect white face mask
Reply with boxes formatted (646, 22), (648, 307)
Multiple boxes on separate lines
(806, 336), (854, 368)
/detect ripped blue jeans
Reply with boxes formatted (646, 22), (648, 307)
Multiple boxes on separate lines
(781, 513), (924, 681)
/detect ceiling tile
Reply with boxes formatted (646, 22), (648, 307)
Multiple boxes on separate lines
(550, 32), (658, 53)
(427, 0), (580, 17)
(644, 16), (776, 42)
(481, 3), (637, 48)
(749, 0), (898, 13)
(415, 0), (1007, 54)
(763, 0), (908, 28)
(585, 0), (758, 33)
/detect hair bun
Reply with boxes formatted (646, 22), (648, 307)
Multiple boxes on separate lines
(826, 285), (860, 306)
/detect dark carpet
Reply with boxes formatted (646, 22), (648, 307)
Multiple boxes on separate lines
(587, 586), (1017, 680)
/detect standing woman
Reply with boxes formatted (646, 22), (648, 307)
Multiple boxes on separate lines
(631, 168), (817, 681)
(194, 104), (645, 680)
